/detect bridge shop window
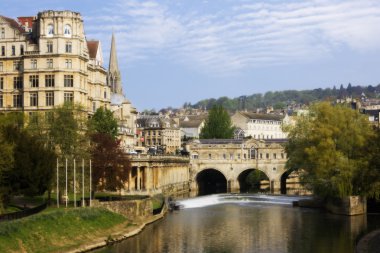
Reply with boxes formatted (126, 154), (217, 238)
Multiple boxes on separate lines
(281, 153), (285, 159)
(1, 46), (5, 56)
(273, 153), (277, 159)
(266, 153), (269, 159)
(260, 153), (263, 159)
(223, 154), (226, 159)
(209, 154), (212, 159)
(250, 148), (256, 159)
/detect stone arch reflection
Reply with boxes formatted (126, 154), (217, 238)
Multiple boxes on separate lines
(238, 169), (269, 193)
(196, 169), (227, 196)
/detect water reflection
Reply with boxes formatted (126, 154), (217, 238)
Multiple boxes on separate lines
(95, 199), (377, 253)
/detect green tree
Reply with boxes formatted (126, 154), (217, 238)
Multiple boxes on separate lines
(89, 107), (118, 139)
(285, 102), (380, 198)
(48, 103), (89, 159)
(200, 105), (235, 139)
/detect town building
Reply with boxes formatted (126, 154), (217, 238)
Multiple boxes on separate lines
(0, 11), (110, 117)
(231, 111), (288, 140)
(179, 114), (207, 140)
(136, 115), (181, 154)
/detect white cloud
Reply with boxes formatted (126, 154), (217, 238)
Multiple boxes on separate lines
(84, 0), (380, 74)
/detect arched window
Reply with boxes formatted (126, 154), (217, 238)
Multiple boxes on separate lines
(64, 24), (71, 37)
(47, 24), (54, 36)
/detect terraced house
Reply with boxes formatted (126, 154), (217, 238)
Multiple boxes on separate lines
(0, 10), (110, 116)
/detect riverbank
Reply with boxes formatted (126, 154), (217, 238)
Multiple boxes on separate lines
(0, 207), (165, 253)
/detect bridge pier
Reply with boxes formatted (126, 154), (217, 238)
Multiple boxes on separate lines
(270, 179), (281, 194)
(228, 179), (240, 193)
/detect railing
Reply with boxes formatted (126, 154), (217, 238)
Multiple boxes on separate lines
(0, 203), (47, 222)
(24, 50), (40, 55)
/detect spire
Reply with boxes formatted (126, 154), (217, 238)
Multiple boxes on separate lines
(108, 32), (122, 94)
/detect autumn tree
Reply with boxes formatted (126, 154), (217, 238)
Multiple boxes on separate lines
(285, 102), (380, 198)
(89, 108), (130, 194)
(200, 105), (235, 139)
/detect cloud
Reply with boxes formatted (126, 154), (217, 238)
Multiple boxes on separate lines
(84, 0), (380, 74)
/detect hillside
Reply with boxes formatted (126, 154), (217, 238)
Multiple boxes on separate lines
(183, 83), (380, 111)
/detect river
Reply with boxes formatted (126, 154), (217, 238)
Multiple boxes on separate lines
(95, 194), (380, 253)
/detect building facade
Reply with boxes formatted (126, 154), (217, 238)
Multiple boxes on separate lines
(231, 111), (288, 139)
(136, 115), (181, 154)
(0, 11), (110, 117)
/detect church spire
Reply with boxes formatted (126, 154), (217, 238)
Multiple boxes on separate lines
(108, 32), (122, 94)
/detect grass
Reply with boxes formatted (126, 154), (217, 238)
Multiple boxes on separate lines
(0, 207), (128, 253)
(151, 194), (164, 210)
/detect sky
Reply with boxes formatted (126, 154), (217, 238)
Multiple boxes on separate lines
(2, 0), (380, 110)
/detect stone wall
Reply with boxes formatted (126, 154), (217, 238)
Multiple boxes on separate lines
(92, 198), (153, 220)
(325, 196), (367, 215)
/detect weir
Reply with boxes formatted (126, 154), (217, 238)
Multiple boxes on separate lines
(176, 194), (312, 209)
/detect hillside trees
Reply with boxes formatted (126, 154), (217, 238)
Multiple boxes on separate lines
(200, 105), (235, 139)
(284, 102), (380, 198)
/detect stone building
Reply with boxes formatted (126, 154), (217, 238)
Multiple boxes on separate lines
(136, 115), (181, 154)
(0, 11), (110, 116)
(179, 114), (207, 139)
(231, 111), (288, 140)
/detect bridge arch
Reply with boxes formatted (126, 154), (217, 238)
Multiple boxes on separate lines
(238, 169), (270, 193)
(195, 168), (228, 196)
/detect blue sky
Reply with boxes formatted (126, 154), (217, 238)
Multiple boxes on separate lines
(2, 0), (380, 110)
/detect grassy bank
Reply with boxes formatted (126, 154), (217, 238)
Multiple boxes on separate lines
(0, 207), (128, 253)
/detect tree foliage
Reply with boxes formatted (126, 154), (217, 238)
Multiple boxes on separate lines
(200, 105), (235, 139)
(190, 83), (380, 111)
(91, 133), (130, 191)
(48, 103), (89, 159)
(89, 107), (118, 139)
(285, 102), (380, 198)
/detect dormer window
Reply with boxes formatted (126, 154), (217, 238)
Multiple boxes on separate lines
(64, 24), (71, 37)
(47, 24), (54, 36)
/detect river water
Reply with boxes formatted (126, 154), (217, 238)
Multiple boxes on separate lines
(95, 194), (380, 253)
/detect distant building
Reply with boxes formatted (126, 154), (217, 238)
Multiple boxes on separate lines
(136, 115), (181, 154)
(231, 111), (288, 139)
(179, 114), (207, 139)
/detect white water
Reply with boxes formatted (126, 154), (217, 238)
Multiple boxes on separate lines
(176, 194), (312, 209)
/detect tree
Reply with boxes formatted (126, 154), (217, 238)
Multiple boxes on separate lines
(89, 107), (118, 139)
(48, 103), (89, 159)
(200, 105), (235, 139)
(90, 133), (131, 192)
(285, 102), (380, 198)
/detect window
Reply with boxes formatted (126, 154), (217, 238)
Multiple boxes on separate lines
(65, 59), (72, 69)
(46, 92), (54, 106)
(30, 92), (38, 106)
(13, 94), (22, 107)
(47, 24), (54, 36)
(0, 94), (3, 107)
(0, 28), (4, 39)
(47, 41), (53, 53)
(13, 76), (23, 89)
(281, 153), (285, 159)
(64, 24), (71, 36)
(266, 153), (269, 159)
(13, 61), (22, 71)
(0, 62), (3, 71)
(209, 154), (211, 159)
(46, 59), (53, 68)
(29, 75), (39, 87)
(273, 153), (277, 159)
(20, 45), (24, 55)
(1, 46), (4, 56)
(64, 75), (73, 87)
(64, 92), (73, 103)
(0, 77), (3, 89)
(92, 102), (96, 112)
(45, 75), (55, 87)
(11, 45), (15, 55)
(65, 42), (72, 53)
(31, 59), (37, 69)
(104, 89), (107, 99)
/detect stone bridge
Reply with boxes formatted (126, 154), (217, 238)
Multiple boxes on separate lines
(186, 139), (291, 195)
